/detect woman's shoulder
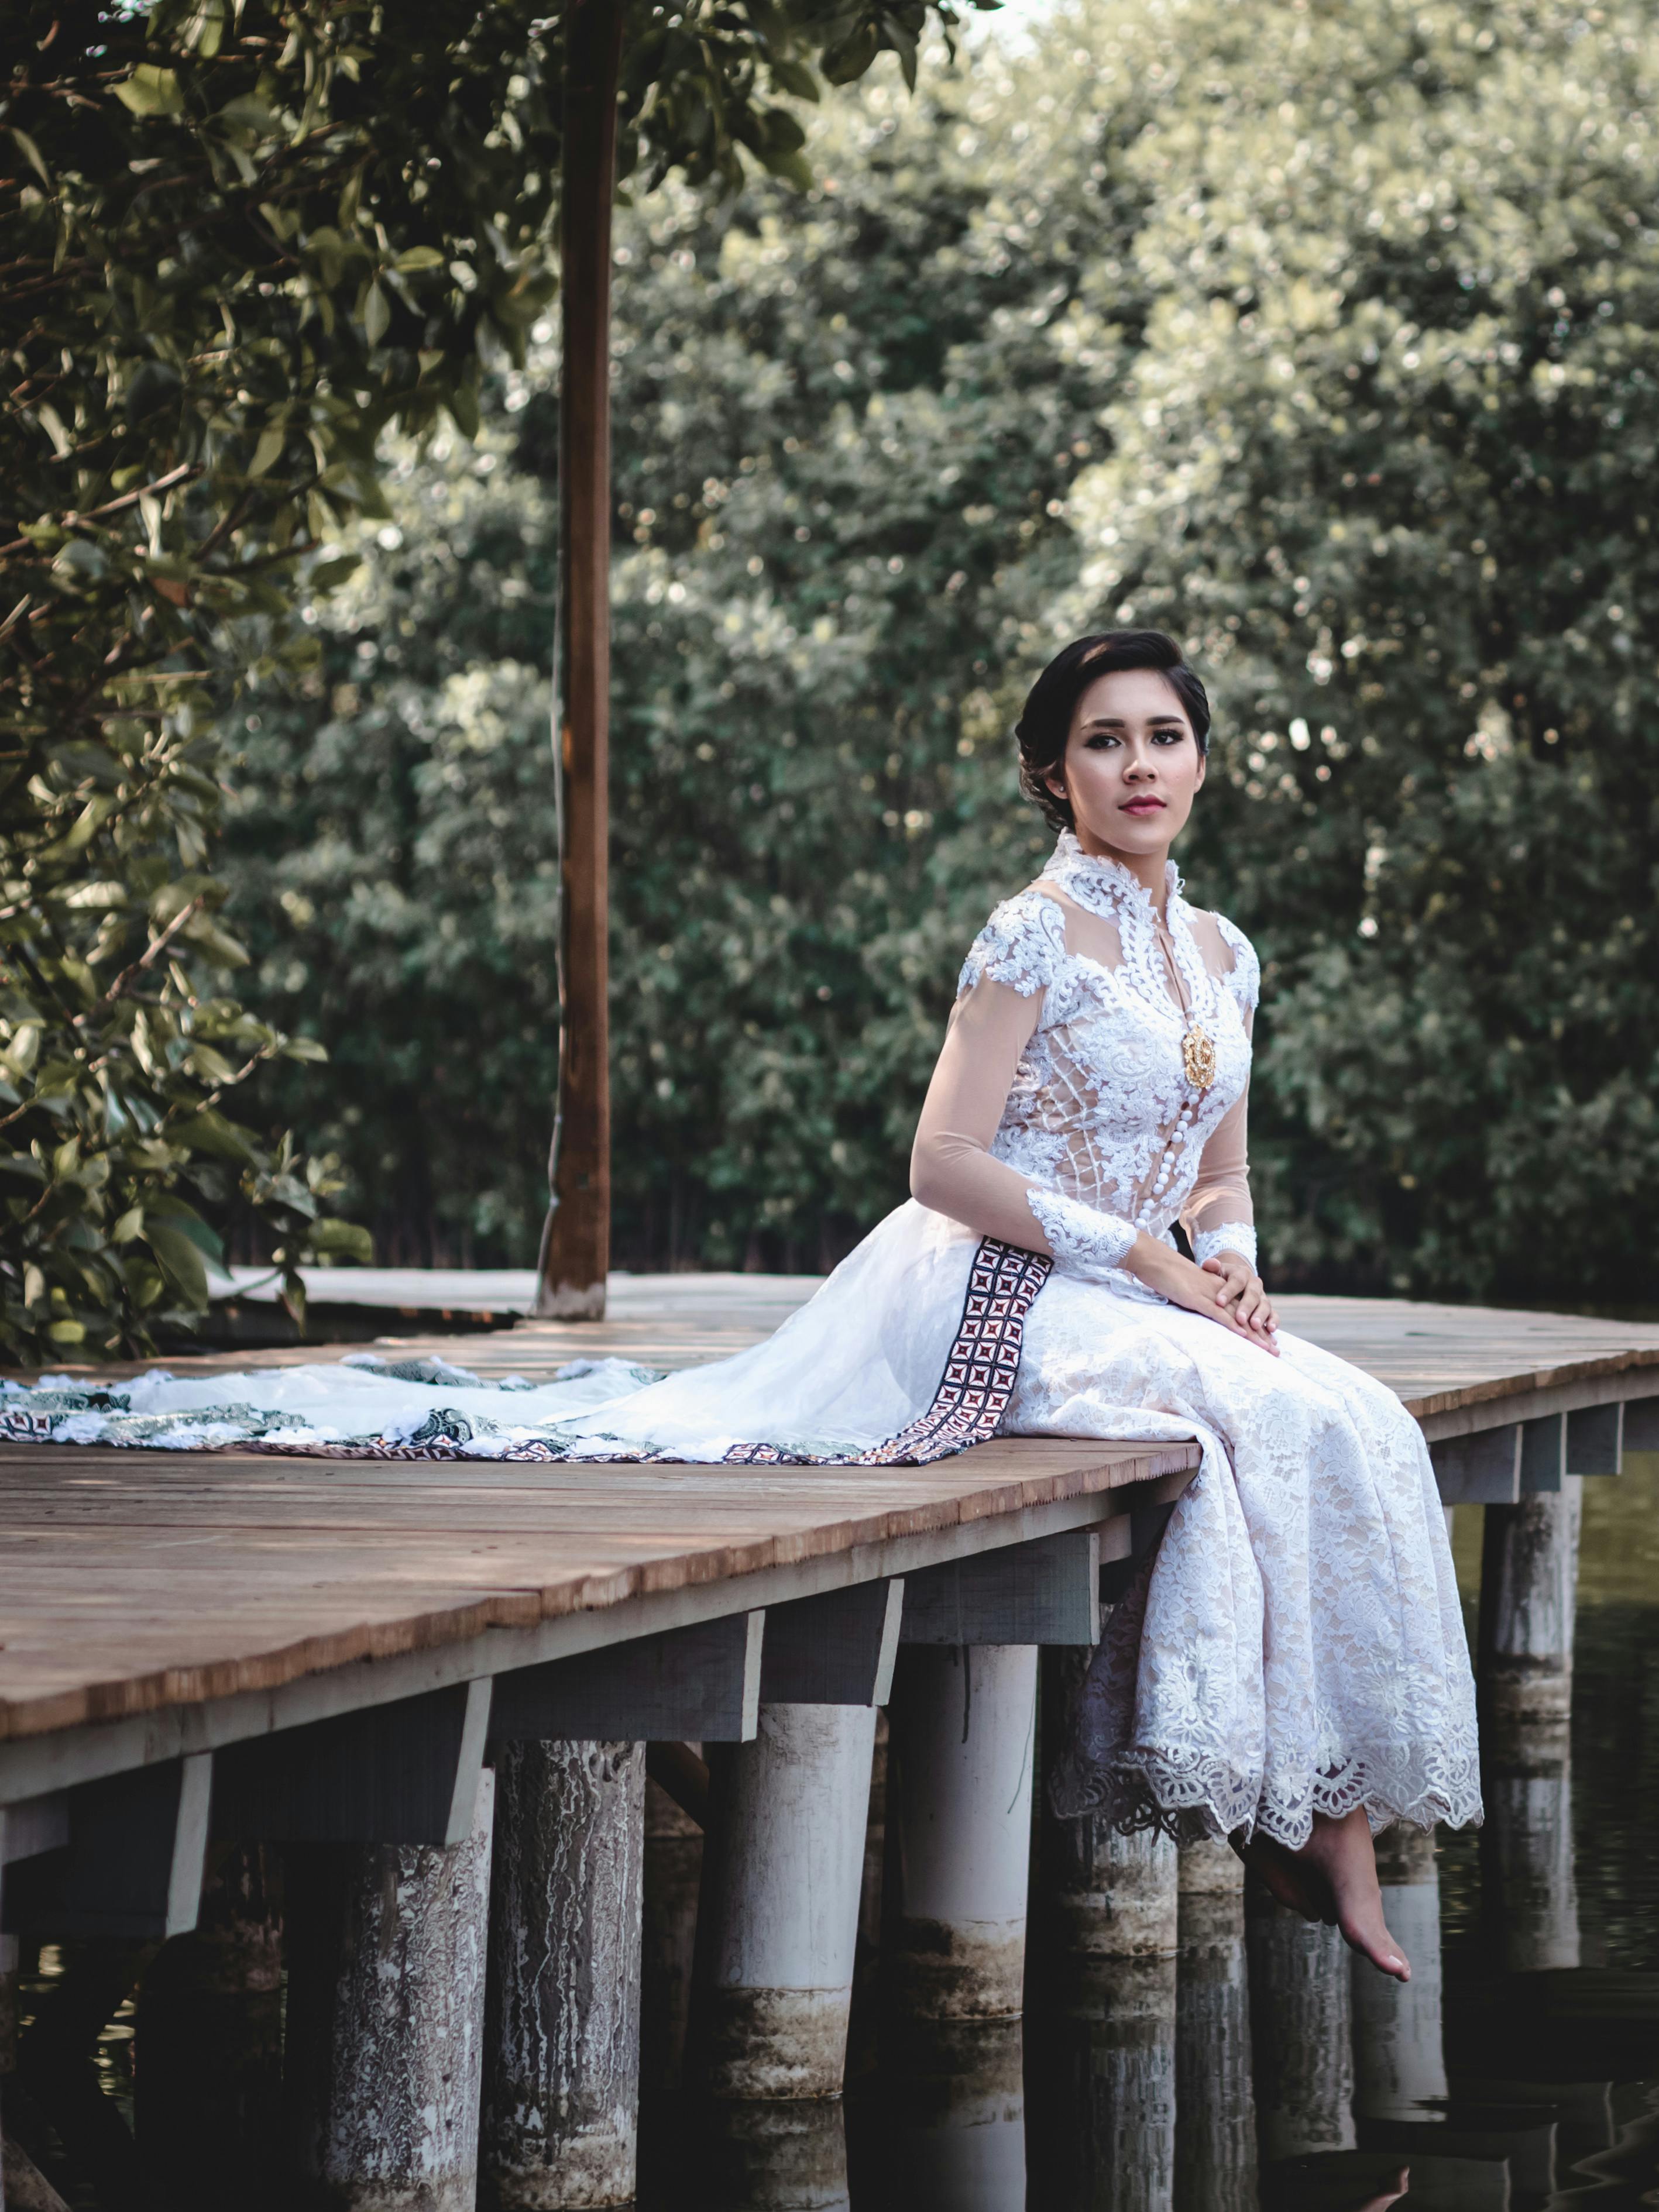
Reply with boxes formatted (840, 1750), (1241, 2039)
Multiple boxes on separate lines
(1190, 903), (1260, 1013)
(957, 883), (1070, 999)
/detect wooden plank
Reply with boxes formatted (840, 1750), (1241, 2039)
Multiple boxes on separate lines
(490, 1614), (762, 1743)
(1520, 1413), (1566, 1495)
(211, 1680), (489, 1848)
(1430, 1426), (1521, 1506)
(1567, 1402), (1623, 1477)
(0, 1437), (1196, 1743)
(1, 1755), (208, 1939)
(1627, 1396), (1659, 1453)
(758, 1580), (904, 1706)
(899, 1528), (1101, 1646)
(0, 1791), (69, 1866)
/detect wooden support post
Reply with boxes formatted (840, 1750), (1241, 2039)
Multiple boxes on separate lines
(899, 1530), (1100, 1646)
(1350, 1825), (1448, 2122)
(535, 0), (624, 1322)
(1174, 1837), (1257, 2212)
(882, 1645), (1037, 2020)
(285, 1771), (494, 2211)
(641, 1767), (702, 2095)
(2, 1762), (207, 1941)
(492, 1615), (761, 1743)
(1478, 1475), (1583, 1732)
(214, 1680), (491, 1846)
(1035, 1649), (1179, 1962)
(693, 1705), (878, 2098)
(482, 1740), (645, 2207)
(1245, 1887), (1355, 2165)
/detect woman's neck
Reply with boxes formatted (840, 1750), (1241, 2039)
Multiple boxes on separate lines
(1069, 826), (1173, 918)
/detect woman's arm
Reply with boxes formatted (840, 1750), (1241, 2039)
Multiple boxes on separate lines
(911, 975), (1275, 1350)
(1174, 1007), (1276, 1337)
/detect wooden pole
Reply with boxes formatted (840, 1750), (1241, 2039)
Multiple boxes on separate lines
(535, 0), (623, 1322)
(285, 1775), (496, 2211)
(480, 1739), (645, 2207)
(1174, 1837), (1258, 2212)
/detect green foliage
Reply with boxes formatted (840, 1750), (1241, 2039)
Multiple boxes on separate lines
(222, 39), (1136, 1263)
(0, 0), (981, 1354)
(224, 0), (1659, 1302)
(1064, 0), (1659, 1299)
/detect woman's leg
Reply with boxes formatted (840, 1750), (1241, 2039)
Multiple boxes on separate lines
(1231, 1808), (1411, 1981)
(1294, 1808), (1410, 1979)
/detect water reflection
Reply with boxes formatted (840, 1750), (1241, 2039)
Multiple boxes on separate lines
(15, 1475), (1659, 2208)
(648, 1468), (1659, 2210)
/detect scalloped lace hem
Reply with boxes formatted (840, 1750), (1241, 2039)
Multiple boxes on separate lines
(1048, 1742), (1483, 1850)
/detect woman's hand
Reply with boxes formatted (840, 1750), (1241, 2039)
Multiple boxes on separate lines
(1125, 1236), (1280, 1356)
(1200, 1251), (1277, 1341)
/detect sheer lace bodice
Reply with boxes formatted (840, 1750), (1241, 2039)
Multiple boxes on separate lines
(912, 832), (1260, 1278)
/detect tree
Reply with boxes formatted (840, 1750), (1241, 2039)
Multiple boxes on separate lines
(0, 0), (980, 1355)
(1066, 0), (1659, 1301)
(216, 0), (1658, 1304)
(221, 32), (1153, 1266)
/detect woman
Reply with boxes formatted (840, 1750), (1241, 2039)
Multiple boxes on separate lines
(7, 631), (1479, 1976)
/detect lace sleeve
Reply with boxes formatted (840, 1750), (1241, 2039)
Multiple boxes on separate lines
(1214, 913), (1260, 1016)
(957, 890), (1069, 1002)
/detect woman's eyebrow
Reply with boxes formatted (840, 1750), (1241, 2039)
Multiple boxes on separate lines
(1080, 713), (1187, 730)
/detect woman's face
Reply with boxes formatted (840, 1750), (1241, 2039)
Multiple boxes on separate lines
(1045, 666), (1206, 859)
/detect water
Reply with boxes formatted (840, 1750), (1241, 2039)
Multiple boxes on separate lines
(10, 1461), (1659, 2208)
(639, 1457), (1659, 2211)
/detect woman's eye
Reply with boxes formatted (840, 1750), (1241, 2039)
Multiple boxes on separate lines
(1153, 730), (1184, 745)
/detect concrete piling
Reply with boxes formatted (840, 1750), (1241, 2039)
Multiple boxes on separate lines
(883, 1646), (1037, 2019)
(1245, 1886), (1356, 2165)
(286, 1771), (494, 2212)
(1035, 1650), (1179, 1965)
(1350, 1825), (1447, 2121)
(1174, 1836), (1256, 2211)
(1478, 1479), (1584, 1732)
(481, 1740), (645, 2208)
(695, 1705), (878, 2099)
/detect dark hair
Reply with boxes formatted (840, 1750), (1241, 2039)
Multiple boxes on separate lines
(1015, 629), (1211, 833)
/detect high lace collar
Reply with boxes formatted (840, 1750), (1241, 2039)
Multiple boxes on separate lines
(1042, 831), (1184, 922)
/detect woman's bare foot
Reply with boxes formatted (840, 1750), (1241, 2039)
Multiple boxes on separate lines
(1294, 1807), (1411, 1980)
(1229, 1828), (1336, 1924)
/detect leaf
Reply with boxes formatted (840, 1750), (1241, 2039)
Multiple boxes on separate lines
(178, 1109), (259, 1165)
(363, 284), (391, 346)
(11, 128), (51, 185)
(768, 59), (822, 102)
(311, 1217), (374, 1264)
(248, 423), (287, 479)
(145, 1193), (225, 1265)
(143, 1222), (209, 1306)
(115, 67), (187, 118)
(396, 246), (447, 272)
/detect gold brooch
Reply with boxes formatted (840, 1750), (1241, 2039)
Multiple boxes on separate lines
(1182, 1024), (1217, 1091)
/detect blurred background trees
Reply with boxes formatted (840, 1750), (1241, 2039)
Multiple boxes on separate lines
(114, 0), (1659, 1303)
(0, 0), (979, 1354)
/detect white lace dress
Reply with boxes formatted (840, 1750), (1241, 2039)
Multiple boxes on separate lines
(3, 835), (1480, 1848)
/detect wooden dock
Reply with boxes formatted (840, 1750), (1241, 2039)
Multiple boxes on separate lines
(1, 1278), (1657, 2204)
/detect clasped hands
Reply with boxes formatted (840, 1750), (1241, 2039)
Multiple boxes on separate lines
(1127, 1237), (1279, 1356)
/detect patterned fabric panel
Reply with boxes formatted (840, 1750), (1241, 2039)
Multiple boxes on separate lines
(722, 1236), (1051, 1468)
